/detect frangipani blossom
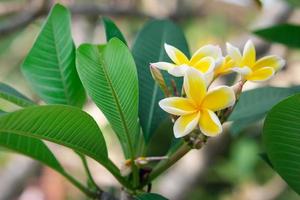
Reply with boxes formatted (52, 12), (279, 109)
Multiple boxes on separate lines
(226, 40), (285, 82)
(159, 68), (235, 138)
(214, 55), (235, 77)
(151, 43), (222, 82)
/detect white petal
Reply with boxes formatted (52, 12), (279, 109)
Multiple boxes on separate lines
(159, 97), (196, 115)
(202, 86), (236, 111)
(204, 71), (214, 85)
(199, 110), (222, 137)
(173, 112), (200, 138)
(214, 57), (225, 70)
(190, 45), (222, 63)
(151, 62), (175, 71)
(232, 66), (252, 76)
(164, 43), (189, 65)
(242, 40), (256, 67)
(215, 57), (224, 69)
(168, 65), (189, 77)
(226, 42), (242, 64)
(193, 56), (216, 74)
(184, 68), (207, 104)
(253, 55), (286, 71)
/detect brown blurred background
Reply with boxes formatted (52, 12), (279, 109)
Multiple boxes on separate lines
(0, 0), (300, 199)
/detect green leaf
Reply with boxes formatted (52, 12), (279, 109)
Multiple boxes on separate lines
(259, 153), (273, 169)
(102, 17), (127, 45)
(0, 82), (35, 107)
(76, 38), (139, 158)
(0, 110), (5, 115)
(230, 114), (264, 135)
(263, 94), (300, 194)
(135, 193), (168, 200)
(229, 86), (300, 122)
(22, 4), (86, 107)
(285, 0), (300, 7)
(0, 105), (109, 166)
(0, 133), (64, 172)
(132, 20), (190, 142)
(254, 24), (300, 48)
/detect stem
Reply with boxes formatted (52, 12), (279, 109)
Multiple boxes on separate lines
(78, 153), (100, 190)
(61, 171), (97, 198)
(132, 163), (139, 190)
(142, 143), (192, 187)
(105, 159), (134, 190)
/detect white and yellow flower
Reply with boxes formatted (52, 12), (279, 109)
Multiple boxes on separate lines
(226, 40), (285, 82)
(214, 55), (235, 77)
(159, 68), (235, 138)
(151, 43), (222, 82)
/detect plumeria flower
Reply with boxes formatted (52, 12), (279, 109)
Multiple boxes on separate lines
(226, 40), (285, 82)
(151, 43), (222, 83)
(214, 55), (235, 77)
(159, 68), (235, 138)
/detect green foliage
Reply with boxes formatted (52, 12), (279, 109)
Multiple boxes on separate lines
(102, 17), (127, 45)
(0, 133), (64, 172)
(22, 4), (86, 107)
(229, 86), (300, 122)
(0, 105), (109, 165)
(216, 139), (259, 182)
(76, 38), (139, 159)
(3, 2), (297, 198)
(132, 20), (189, 142)
(135, 193), (168, 200)
(254, 24), (300, 48)
(285, 0), (300, 7)
(263, 94), (300, 195)
(0, 82), (34, 107)
(259, 153), (273, 169)
(229, 114), (264, 135)
(229, 86), (300, 135)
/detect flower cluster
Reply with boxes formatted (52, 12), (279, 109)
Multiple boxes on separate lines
(152, 40), (285, 138)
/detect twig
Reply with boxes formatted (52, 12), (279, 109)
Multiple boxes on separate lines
(0, 0), (206, 37)
(0, 2), (25, 16)
(77, 153), (102, 193)
(0, 0), (50, 37)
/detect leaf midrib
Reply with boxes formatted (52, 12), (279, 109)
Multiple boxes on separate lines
(99, 48), (135, 158)
(50, 17), (72, 105)
(0, 93), (34, 107)
(144, 25), (167, 137)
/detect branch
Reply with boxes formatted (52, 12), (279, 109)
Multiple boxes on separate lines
(0, 0), (50, 37)
(0, 2), (25, 17)
(0, 1), (206, 37)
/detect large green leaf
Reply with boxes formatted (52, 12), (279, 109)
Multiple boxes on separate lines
(0, 105), (109, 166)
(76, 38), (139, 158)
(0, 82), (35, 107)
(132, 20), (189, 142)
(0, 133), (64, 172)
(230, 114), (264, 135)
(254, 24), (300, 48)
(229, 86), (300, 122)
(263, 94), (300, 194)
(102, 17), (127, 45)
(22, 4), (86, 107)
(135, 193), (168, 200)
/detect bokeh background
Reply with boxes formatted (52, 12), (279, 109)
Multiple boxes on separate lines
(0, 0), (299, 199)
